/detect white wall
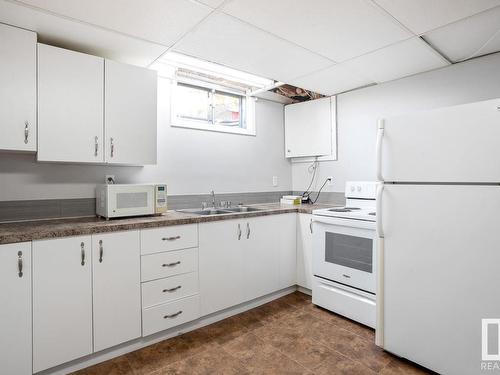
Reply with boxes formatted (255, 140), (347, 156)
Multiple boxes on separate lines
(292, 52), (500, 193)
(0, 78), (291, 200)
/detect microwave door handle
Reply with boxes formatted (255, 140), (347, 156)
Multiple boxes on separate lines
(376, 119), (385, 182)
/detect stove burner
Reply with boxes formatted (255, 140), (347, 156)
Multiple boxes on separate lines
(329, 207), (361, 213)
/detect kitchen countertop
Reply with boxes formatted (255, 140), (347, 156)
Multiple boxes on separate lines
(0, 203), (338, 245)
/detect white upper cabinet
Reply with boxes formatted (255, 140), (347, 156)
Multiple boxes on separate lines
(284, 97), (334, 158)
(0, 23), (36, 152)
(0, 242), (32, 375)
(37, 44), (104, 163)
(92, 231), (141, 352)
(36, 43), (157, 165)
(105, 60), (157, 165)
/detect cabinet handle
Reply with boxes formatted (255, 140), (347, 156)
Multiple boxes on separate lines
(163, 285), (182, 293)
(94, 136), (99, 156)
(164, 310), (183, 319)
(310, 219), (313, 234)
(162, 236), (180, 241)
(246, 222), (251, 239)
(162, 261), (181, 267)
(237, 223), (242, 240)
(17, 251), (23, 278)
(24, 121), (29, 144)
(99, 240), (103, 263)
(110, 137), (114, 157)
(80, 242), (85, 266)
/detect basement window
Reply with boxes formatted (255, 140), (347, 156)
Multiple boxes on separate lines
(172, 81), (255, 135)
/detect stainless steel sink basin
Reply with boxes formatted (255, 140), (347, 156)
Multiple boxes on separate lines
(178, 208), (232, 215)
(224, 206), (262, 213)
(177, 206), (263, 215)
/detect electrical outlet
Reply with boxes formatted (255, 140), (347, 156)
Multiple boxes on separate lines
(105, 175), (115, 184)
(326, 176), (333, 185)
(272, 176), (278, 187)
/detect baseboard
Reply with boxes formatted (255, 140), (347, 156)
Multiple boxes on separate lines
(297, 286), (312, 296)
(37, 286), (297, 375)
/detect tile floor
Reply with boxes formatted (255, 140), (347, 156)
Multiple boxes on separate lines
(72, 292), (432, 375)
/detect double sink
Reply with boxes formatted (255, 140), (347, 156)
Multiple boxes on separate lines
(178, 206), (263, 216)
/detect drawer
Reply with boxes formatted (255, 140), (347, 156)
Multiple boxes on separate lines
(142, 272), (199, 308)
(141, 224), (198, 255)
(141, 248), (197, 282)
(142, 295), (200, 336)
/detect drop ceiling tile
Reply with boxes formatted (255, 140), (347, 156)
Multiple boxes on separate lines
(375, 0), (500, 35)
(287, 63), (374, 96)
(173, 12), (333, 82)
(424, 6), (500, 62)
(347, 38), (449, 83)
(17, 0), (212, 46)
(196, 0), (225, 8)
(0, 0), (167, 66)
(222, 0), (411, 62)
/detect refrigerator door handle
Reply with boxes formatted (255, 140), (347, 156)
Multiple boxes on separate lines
(376, 119), (385, 182)
(376, 183), (384, 238)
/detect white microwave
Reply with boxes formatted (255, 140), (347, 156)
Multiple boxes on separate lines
(96, 184), (167, 219)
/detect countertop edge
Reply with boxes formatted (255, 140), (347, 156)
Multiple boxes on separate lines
(0, 204), (335, 245)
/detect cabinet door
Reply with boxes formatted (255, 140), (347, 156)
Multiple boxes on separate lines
(199, 220), (245, 315)
(0, 242), (32, 375)
(242, 217), (280, 300)
(105, 60), (157, 165)
(296, 214), (313, 289)
(285, 97), (332, 158)
(38, 44), (104, 163)
(92, 231), (141, 352)
(33, 236), (93, 372)
(275, 214), (298, 288)
(0, 24), (36, 151)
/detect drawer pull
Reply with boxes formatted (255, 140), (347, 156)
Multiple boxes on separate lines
(164, 310), (183, 319)
(342, 274), (351, 278)
(163, 285), (182, 293)
(162, 261), (181, 267)
(162, 236), (181, 241)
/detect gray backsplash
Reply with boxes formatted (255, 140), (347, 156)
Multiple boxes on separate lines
(0, 190), (344, 223)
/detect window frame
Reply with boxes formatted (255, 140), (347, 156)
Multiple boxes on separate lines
(171, 78), (256, 136)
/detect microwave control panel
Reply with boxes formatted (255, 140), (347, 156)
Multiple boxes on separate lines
(155, 184), (168, 214)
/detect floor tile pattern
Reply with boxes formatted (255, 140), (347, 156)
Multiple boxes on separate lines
(72, 292), (433, 375)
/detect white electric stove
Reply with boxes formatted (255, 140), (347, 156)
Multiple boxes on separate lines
(311, 181), (378, 328)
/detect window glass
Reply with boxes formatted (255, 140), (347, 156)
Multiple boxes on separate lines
(176, 83), (211, 122)
(213, 91), (242, 127)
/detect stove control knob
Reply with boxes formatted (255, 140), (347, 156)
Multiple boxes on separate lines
(357, 186), (362, 192)
(350, 186), (355, 192)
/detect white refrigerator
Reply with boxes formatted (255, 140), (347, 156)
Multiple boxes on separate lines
(376, 98), (500, 375)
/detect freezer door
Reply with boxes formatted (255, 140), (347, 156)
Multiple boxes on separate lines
(378, 98), (500, 182)
(381, 184), (500, 375)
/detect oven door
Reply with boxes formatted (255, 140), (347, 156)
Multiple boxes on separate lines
(312, 215), (376, 293)
(108, 185), (155, 217)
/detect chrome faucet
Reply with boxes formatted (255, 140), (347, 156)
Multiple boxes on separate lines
(211, 190), (216, 208)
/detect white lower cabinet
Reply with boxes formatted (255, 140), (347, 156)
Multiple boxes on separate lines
(0, 242), (32, 375)
(92, 231), (141, 352)
(199, 214), (296, 316)
(296, 213), (313, 289)
(33, 236), (93, 373)
(142, 294), (200, 336)
(33, 231), (142, 371)
(199, 220), (246, 315)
